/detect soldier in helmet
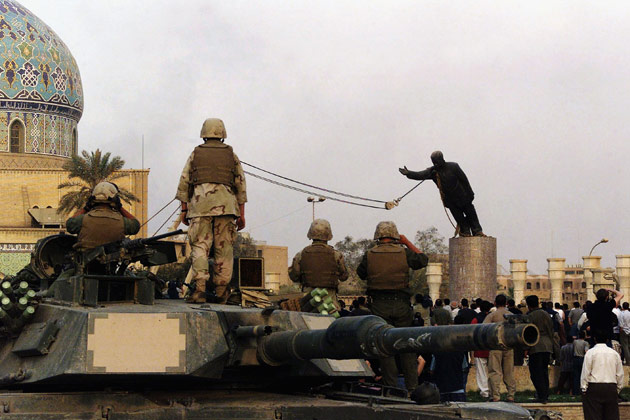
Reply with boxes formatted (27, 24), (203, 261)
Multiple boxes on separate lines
(289, 219), (348, 308)
(66, 181), (140, 251)
(399, 151), (484, 237)
(356, 221), (428, 392)
(176, 118), (247, 303)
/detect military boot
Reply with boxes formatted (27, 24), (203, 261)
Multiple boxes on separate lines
(186, 290), (206, 303)
(185, 280), (206, 303)
(214, 285), (230, 304)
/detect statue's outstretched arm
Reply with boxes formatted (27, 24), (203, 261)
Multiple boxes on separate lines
(401, 166), (433, 181)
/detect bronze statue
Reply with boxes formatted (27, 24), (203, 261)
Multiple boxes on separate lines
(399, 151), (485, 237)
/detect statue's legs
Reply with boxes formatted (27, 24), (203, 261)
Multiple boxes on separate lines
(449, 202), (483, 236)
(448, 205), (472, 236)
(462, 202), (483, 235)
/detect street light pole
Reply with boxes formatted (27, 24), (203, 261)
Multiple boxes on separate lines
(307, 196), (326, 221)
(589, 238), (609, 256)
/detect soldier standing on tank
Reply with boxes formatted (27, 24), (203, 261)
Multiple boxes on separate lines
(176, 118), (247, 303)
(289, 219), (348, 308)
(399, 151), (484, 237)
(356, 221), (429, 392)
(66, 181), (140, 251)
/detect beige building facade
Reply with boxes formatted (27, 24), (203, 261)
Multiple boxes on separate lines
(0, 152), (149, 275)
(255, 244), (290, 293)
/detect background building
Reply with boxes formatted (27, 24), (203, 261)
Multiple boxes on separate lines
(498, 264), (589, 305)
(0, 1), (148, 274)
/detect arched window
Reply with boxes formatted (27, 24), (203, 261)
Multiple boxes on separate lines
(536, 282), (540, 290)
(9, 119), (24, 153)
(72, 128), (78, 155)
(526, 282), (532, 290)
(581, 282), (586, 289)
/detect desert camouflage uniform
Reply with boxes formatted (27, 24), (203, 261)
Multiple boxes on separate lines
(289, 242), (348, 309)
(176, 142), (247, 296)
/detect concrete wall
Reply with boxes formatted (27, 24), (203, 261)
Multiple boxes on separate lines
(256, 244), (289, 293)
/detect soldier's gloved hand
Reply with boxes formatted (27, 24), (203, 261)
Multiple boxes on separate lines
(180, 201), (189, 226)
(180, 211), (189, 226)
(236, 203), (245, 231)
(399, 166), (409, 176)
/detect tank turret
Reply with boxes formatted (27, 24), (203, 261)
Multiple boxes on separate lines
(0, 234), (553, 420)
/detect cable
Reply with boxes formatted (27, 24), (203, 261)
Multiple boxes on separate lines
(140, 198), (176, 228)
(241, 161), (387, 204)
(152, 206), (180, 236)
(249, 204), (310, 231)
(244, 170), (388, 209)
(396, 180), (425, 201)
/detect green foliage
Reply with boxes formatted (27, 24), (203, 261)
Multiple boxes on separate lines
(57, 149), (138, 215)
(414, 226), (448, 254)
(234, 233), (256, 258)
(333, 236), (375, 271)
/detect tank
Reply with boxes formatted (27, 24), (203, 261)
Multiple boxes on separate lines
(0, 233), (558, 420)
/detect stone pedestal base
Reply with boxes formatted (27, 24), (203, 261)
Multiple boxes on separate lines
(449, 236), (497, 301)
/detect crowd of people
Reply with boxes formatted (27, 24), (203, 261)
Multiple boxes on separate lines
(338, 288), (628, 420)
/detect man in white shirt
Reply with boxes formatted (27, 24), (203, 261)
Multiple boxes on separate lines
(612, 303), (622, 341)
(450, 300), (460, 320)
(618, 302), (630, 365)
(580, 331), (625, 420)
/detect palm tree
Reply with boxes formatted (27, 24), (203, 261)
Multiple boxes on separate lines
(57, 149), (138, 215)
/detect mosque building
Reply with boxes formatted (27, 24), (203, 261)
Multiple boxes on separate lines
(0, 0), (148, 274)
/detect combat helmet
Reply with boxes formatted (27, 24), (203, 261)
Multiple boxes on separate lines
(307, 219), (333, 241)
(200, 118), (227, 139)
(91, 181), (119, 203)
(373, 221), (400, 240)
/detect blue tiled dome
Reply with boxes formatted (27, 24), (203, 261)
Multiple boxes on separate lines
(0, 0), (82, 120)
(0, 1), (83, 158)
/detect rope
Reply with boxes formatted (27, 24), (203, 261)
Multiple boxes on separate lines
(152, 206), (180, 236)
(249, 204), (310, 230)
(140, 198), (176, 228)
(395, 180), (425, 201)
(435, 173), (458, 231)
(242, 161), (387, 204)
(244, 170), (388, 209)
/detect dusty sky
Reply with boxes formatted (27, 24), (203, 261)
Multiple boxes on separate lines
(25, 0), (630, 273)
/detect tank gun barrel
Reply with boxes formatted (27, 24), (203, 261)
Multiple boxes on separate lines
(258, 315), (538, 366)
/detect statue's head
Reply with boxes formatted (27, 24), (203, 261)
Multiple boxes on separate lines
(430, 150), (445, 167)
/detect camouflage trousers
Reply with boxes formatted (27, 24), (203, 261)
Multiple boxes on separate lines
(188, 215), (237, 296)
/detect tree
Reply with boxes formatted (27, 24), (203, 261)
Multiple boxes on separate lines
(234, 232), (257, 258)
(334, 236), (375, 271)
(57, 149), (138, 215)
(414, 226), (448, 254)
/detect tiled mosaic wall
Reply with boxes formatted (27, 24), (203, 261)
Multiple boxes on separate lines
(0, 110), (76, 156)
(0, 251), (30, 275)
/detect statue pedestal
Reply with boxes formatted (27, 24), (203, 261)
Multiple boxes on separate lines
(449, 236), (497, 302)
